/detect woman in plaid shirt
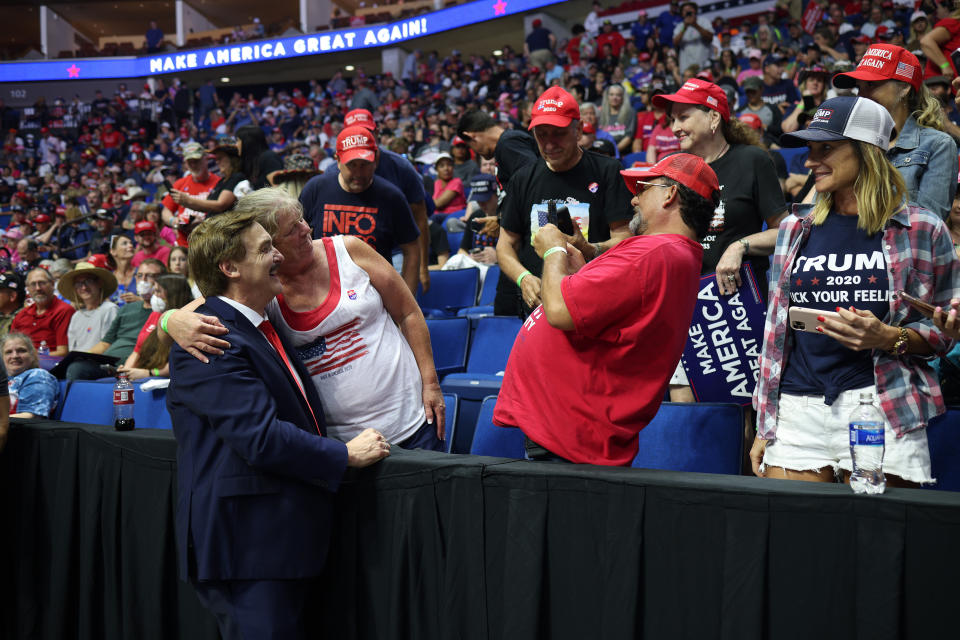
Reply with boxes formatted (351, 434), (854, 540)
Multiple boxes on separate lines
(751, 96), (960, 486)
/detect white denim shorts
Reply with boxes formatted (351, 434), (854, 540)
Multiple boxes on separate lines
(762, 387), (934, 484)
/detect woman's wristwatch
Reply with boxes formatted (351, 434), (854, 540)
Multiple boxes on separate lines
(889, 326), (909, 356)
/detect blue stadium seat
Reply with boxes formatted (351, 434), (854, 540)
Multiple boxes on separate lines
(446, 230), (464, 254)
(442, 316), (523, 453)
(442, 393), (458, 453)
(51, 379), (71, 421)
(477, 264), (500, 305)
(417, 267), (480, 317)
(632, 402), (744, 475)
(133, 381), (172, 429)
(621, 151), (648, 168)
(59, 380), (115, 427)
(456, 265), (500, 318)
(426, 317), (470, 377)
(470, 395), (524, 458)
(926, 410), (960, 491)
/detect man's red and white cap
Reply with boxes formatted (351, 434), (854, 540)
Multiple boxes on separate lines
(528, 86), (581, 129)
(651, 78), (730, 121)
(832, 43), (922, 91)
(344, 108), (376, 130)
(620, 153), (720, 201)
(336, 125), (378, 163)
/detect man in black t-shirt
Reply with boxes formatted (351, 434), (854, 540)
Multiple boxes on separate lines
(299, 126), (421, 294)
(457, 109), (541, 315)
(497, 87), (632, 317)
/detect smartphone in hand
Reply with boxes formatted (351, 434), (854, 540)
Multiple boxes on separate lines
(898, 290), (947, 323)
(788, 306), (841, 333)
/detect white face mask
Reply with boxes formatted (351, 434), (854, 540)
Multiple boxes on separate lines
(136, 278), (154, 297)
(150, 293), (166, 313)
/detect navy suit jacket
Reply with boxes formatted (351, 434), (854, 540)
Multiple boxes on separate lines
(167, 296), (349, 582)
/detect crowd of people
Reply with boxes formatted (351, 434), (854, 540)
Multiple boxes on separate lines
(1, 2), (960, 477)
(5, 1), (960, 636)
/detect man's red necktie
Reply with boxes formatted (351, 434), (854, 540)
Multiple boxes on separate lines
(259, 319), (321, 435)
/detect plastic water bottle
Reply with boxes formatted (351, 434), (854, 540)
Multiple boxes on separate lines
(849, 392), (886, 494)
(38, 340), (49, 356)
(113, 371), (135, 431)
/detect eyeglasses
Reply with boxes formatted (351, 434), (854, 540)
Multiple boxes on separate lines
(27, 280), (51, 289)
(74, 278), (96, 289)
(634, 180), (672, 194)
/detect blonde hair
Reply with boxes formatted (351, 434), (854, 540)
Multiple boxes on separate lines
(910, 83), (946, 131)
(238, 186), (303, 237)
(810, 141), (907, 234)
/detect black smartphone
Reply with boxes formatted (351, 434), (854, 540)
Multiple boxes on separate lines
(163, 178), (174, 191)
(555, 205), (574, 235)
(802, 94), (816, 110)
(546, 201), (575, 235)
(951, 48), (960, 77)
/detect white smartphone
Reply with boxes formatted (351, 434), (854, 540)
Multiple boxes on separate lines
(788, 306), (841, 333)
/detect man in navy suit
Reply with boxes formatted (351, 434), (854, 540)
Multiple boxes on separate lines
(167, 208), (389, 640)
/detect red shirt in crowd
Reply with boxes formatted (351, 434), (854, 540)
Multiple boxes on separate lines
(161, 173), (221, 246)
(493, 234), (703, 465)
(132, 244), (172, 268)
(11, 297), (75, 352)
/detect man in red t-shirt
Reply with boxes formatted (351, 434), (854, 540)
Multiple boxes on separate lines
(11, 268), (75, 357)
(131, 221), (171, 267)
(161, 142), (220, 247)
(493, 154), (720, 466)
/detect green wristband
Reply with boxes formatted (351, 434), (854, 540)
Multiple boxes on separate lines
(159, 309), (175, 334)
(151, 368), (160, 377)
(516, 270), (532, 287)
(941, 61), (951, 71)
(542, 246), (568, 259)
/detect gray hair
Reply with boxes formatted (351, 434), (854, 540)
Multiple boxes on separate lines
(229, 186), (304, 238)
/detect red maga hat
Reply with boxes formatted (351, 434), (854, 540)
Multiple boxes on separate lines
(832, 44), (921, 91)
(336, 126), (378, 163)
(528, 86), (580, 129)
(344, 108), (376, 130)
(651, 78), (730, 121)
(620, 153), (720, 201)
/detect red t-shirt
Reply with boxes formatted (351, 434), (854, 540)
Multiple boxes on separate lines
(10, 296), (76, 352)
(132, 243), (172, 268)
(925, 18), (960, 78)
(133, 311), (161, 353)
(647, 120), (681, 160)
(493, 234), (703, 465)
(433, 177), (467, 215)
(161, 173), (221, 246)
(596, 31), (626, 58)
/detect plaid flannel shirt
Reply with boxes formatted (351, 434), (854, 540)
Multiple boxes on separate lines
(753, 203), (960, 439)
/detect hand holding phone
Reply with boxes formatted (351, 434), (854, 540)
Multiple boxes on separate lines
(788, 306), (841, 333)
(898, 290), (948, 323)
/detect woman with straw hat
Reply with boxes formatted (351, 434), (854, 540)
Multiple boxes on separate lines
(59, 262), (119, 352)
(268, 153), (320, 199)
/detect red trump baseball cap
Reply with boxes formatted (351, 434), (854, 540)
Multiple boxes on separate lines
(528, 86), (580, 129)
(651, 78), (730, 121)
(344, 108), (376, 130)
(336, 126), (378, 163)
(832, 43), (922, 91)
(620, 153), (720, 201)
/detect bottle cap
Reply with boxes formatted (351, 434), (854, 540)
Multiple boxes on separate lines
(859, 392), (873, 402)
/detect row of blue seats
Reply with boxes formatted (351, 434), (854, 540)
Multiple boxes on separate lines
(427, 315), (523, 451)
(417, 265), (500, 318)
(49, 378), (960, 490)
(53, 378), (171, 429)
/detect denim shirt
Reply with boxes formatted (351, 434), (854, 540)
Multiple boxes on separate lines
(888, 115), (958, 219)
(753, 203), (960, 439)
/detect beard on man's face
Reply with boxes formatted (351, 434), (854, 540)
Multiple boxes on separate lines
(629, 208), (648, 235)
